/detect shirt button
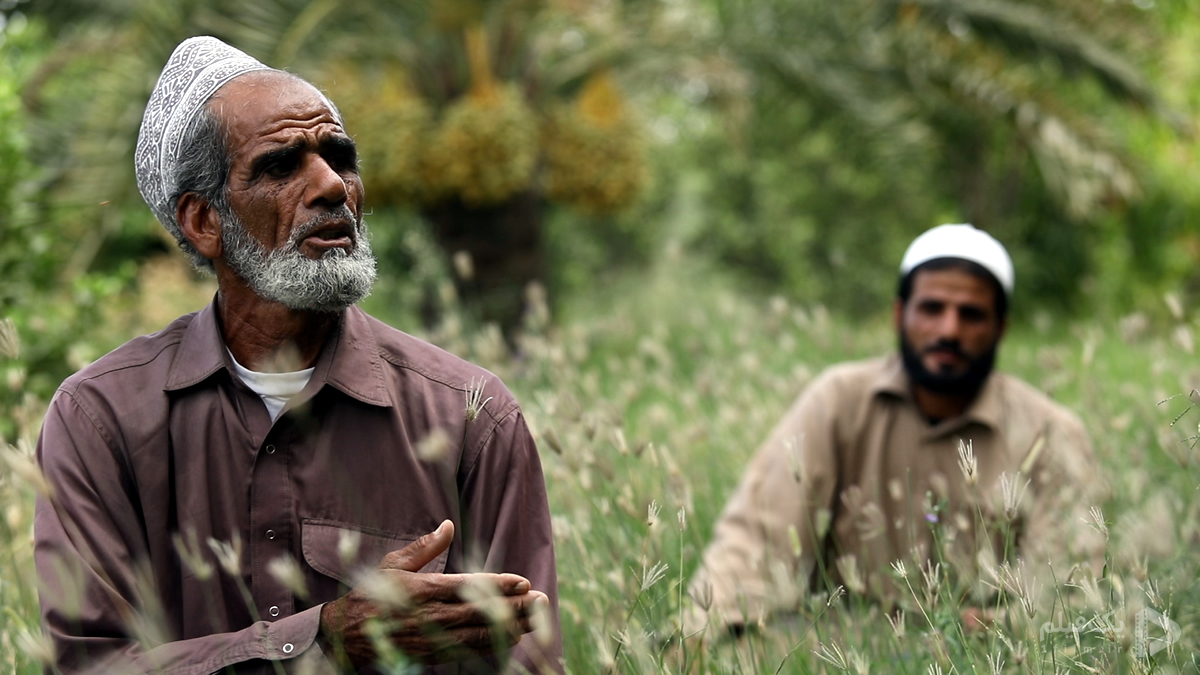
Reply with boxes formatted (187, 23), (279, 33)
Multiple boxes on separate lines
(282, 643), (294, 654)
(265, 529), (276, 540)
(265, 444), (276, 454)
(269, 605), (280, 617)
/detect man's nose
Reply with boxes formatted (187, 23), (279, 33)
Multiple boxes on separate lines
(303, 155), (349, 208)
(935, 310), (963, 340)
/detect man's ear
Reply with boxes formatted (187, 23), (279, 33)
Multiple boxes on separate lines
(177, 193), (222, 261)
(893, 297), (904, 332)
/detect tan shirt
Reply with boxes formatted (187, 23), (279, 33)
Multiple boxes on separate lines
(689, 356), (1103, 630)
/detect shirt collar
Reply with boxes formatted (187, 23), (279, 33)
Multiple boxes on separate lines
(164, 299), (228, 391)
(316, 305), (392, 408)
(870, 353), (1004, 433)
(164, 299), (392, 408)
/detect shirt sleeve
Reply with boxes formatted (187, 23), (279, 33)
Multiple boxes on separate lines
(685, 373), (843, 636)
(458, 408), (563, 674)
(34, 391), (327, 675)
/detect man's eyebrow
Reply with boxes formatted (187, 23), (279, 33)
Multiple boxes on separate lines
(321, 134), (357, 157)
(248, 142), (303, 176)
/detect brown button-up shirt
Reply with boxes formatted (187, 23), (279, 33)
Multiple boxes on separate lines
(688, 356), (1104, 631)
(34, 302), (562, 674)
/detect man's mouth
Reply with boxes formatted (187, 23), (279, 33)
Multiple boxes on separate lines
(924, 345), (966, 370)
(299, 221), (355, 253)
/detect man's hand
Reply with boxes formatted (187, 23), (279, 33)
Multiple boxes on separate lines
(318, 520), (547, 668)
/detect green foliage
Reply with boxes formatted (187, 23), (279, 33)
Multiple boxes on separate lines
(682, 0), (1197, 318)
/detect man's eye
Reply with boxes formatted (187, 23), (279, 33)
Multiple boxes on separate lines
(918, 302), (943, 315)
(264, 158), (297, 177)
(327, 149), (358, 173)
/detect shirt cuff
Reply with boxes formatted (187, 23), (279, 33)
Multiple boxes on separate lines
(264, 604), (324, 662)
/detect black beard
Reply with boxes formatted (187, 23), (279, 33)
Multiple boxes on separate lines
(899, 334), (997, 398)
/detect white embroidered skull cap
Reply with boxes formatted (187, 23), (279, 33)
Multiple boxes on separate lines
(899, 223), (1014, 297)
(134, 36), (272, 234)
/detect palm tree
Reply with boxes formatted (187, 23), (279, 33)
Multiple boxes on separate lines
(696, 0), (1179, 309)
(24, 0), (670, 335)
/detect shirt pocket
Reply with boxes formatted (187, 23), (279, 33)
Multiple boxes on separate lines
(301, 518), (449, 589)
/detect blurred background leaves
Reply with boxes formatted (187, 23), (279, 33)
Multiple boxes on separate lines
(1, 0), (1198, 415)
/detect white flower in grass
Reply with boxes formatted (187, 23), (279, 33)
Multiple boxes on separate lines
(337, 528), (361, 568)
(646, 499), (661, 529)
(640, 561), (669, 592)
(886, 609), (906, 639)
(358, 569), (412, 612)
(849, 649), (871, 675)
(0, 317), (19, 359)
(172, 530), (213, 581)
(1000, 471), (1030, 520)
(814, 641), (848, 670)
(416, 428), (451, 462)
(827, 584), (846, 607)
(268, 554), (309, 600)
(1084, 506), (1109, 538)
(459, 575), (513, 625)
(464, 377), (494, 422)
(206, 535), (243, 577)
(15, 628), (55, 665)
(957, 438), (978, 487)
(836, 555), (866, 595)
(987, 651), (1004, 675)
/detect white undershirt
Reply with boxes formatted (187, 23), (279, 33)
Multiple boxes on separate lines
(227, 350), (314, 422)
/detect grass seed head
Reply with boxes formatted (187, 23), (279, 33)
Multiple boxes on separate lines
(1085, 505), (1109, 538)
(267, 554), (309, 600)
(814, 641), (848, 670)
(459, 574), (514, 625)
(886, 609), (906, 639)
(1000, 472), (1030, 521)
(0, 318), (19, 359)
(206, 535), (243, 578)
(358, 569), (413, 612)
(416, 428), (452, 462)
(337, 528), (361, 568)
(957, 439), (978, 487)
(640, 561), (669, 592)
(646, 499), (661, 529)
(172, 530), (213, 581)
(837, 555), (866, 594)
(463, 377), (493, 422)
(15, 628), (54, 665)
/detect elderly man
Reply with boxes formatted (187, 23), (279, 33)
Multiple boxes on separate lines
(687, 224), (1104, 635)
(34, 37), (561, 673)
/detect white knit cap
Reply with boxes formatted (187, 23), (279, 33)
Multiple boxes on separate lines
(134, 36), (272, 235)
(899, 224), (1014, 297)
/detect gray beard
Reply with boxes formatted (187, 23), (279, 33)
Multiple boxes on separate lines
(220, 207), (377, 313)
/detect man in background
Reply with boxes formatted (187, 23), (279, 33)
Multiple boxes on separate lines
(35, 36), (561, 673)
(687, 224), (1104, 635)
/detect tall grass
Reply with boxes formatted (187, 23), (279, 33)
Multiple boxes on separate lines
(2, 259), (1198, 673)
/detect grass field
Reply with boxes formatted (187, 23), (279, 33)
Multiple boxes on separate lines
(2, 259), (1198, 673)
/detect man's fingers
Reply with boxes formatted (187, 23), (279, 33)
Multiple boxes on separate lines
(380, 520), (454, 572)
(497, 573), (532, 595)
(397, 585), (545, 632)
(398, 571), (531, 604)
